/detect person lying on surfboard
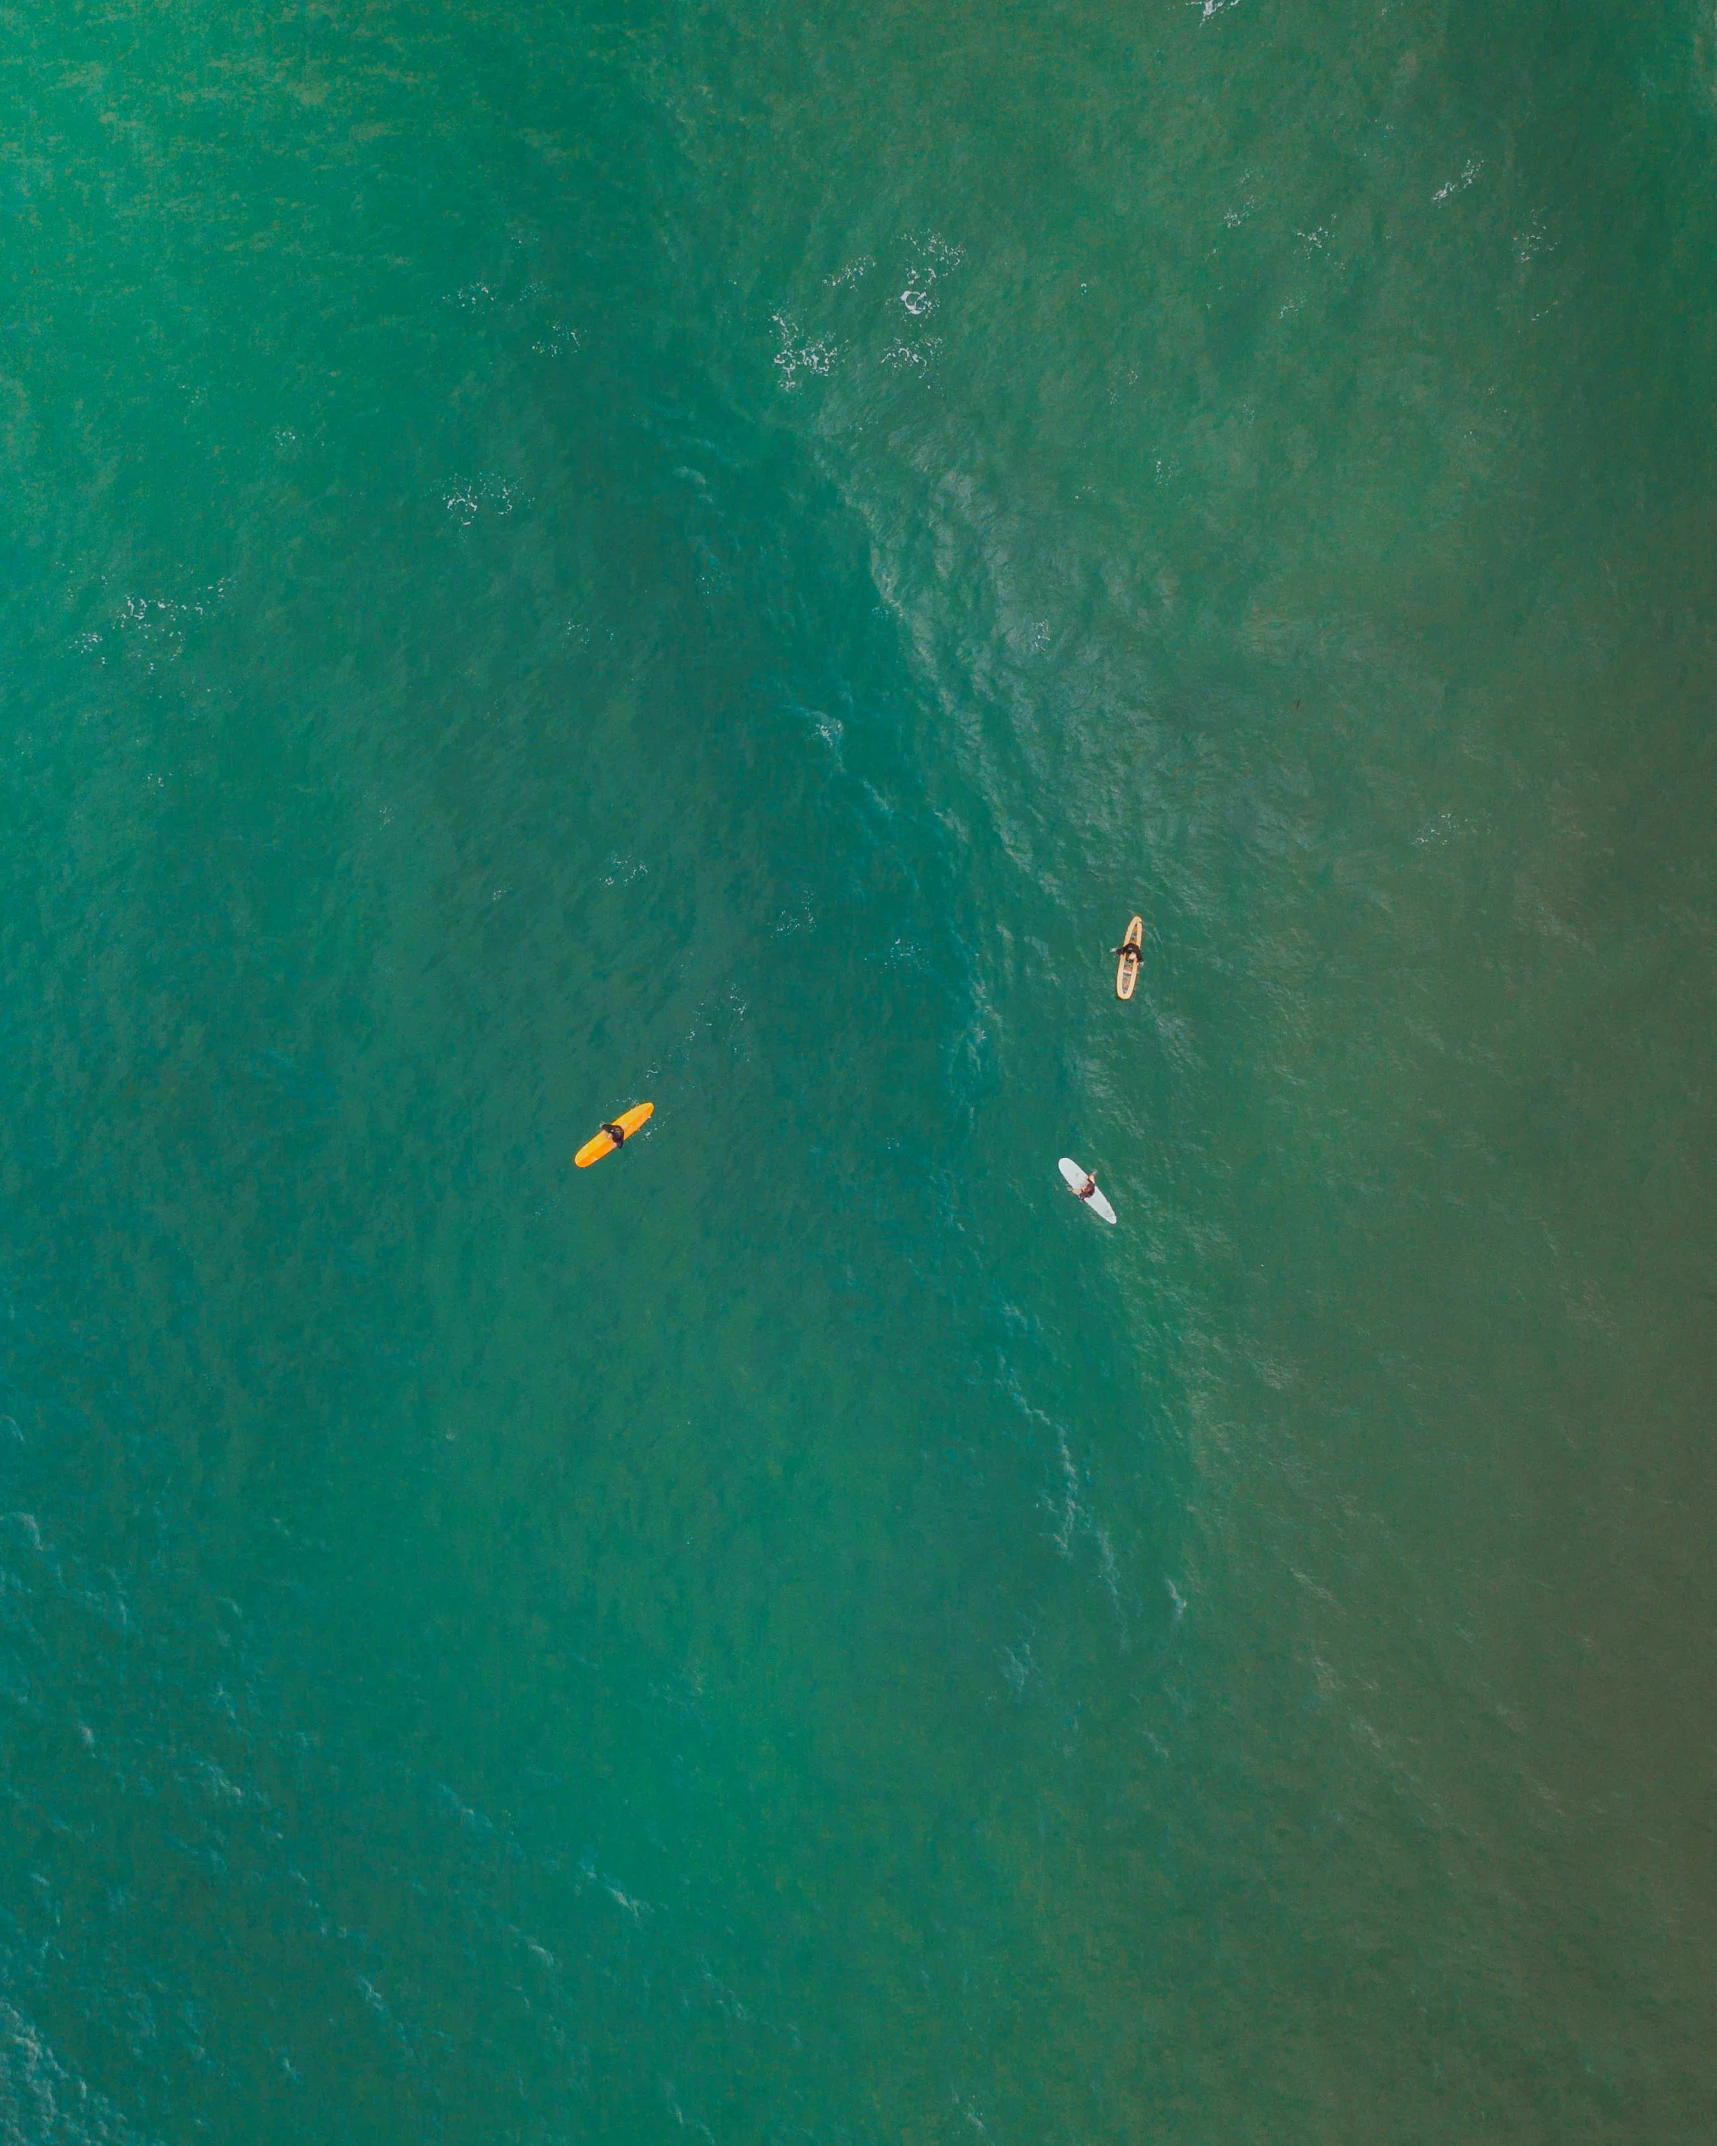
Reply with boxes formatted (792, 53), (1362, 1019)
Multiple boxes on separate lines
(1076, 1172), (1100, 1202)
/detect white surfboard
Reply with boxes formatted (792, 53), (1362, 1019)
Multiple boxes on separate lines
(1059, 1157), (1117, 1225)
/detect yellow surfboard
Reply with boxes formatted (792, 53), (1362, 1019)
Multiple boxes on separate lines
(576, 1101), (654, 1167)
(1114, 915), (1143, 1001)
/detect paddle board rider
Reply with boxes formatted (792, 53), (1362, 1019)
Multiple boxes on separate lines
(1076, 1171), (1099, 1202)
(576, 1100), (653, 1168)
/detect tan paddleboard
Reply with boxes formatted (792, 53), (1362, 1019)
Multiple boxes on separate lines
(1115, 916), (1143, 1000)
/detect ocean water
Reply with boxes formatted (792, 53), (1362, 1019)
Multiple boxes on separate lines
(2, 0), (1714, 2138)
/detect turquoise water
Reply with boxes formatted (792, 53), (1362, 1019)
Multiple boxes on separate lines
(3, 0), (1715, 2137)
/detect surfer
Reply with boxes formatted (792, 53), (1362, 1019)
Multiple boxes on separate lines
(1058, 1154), (1116, 1222)
(576, 1101), (654, 1167)
(1114, 914), (1143, 1000)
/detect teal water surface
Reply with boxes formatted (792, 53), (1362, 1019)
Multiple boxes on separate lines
(3, 1), (1715, 2138)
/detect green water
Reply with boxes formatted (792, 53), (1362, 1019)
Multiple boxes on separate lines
(3, 0), (1714, 2137)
